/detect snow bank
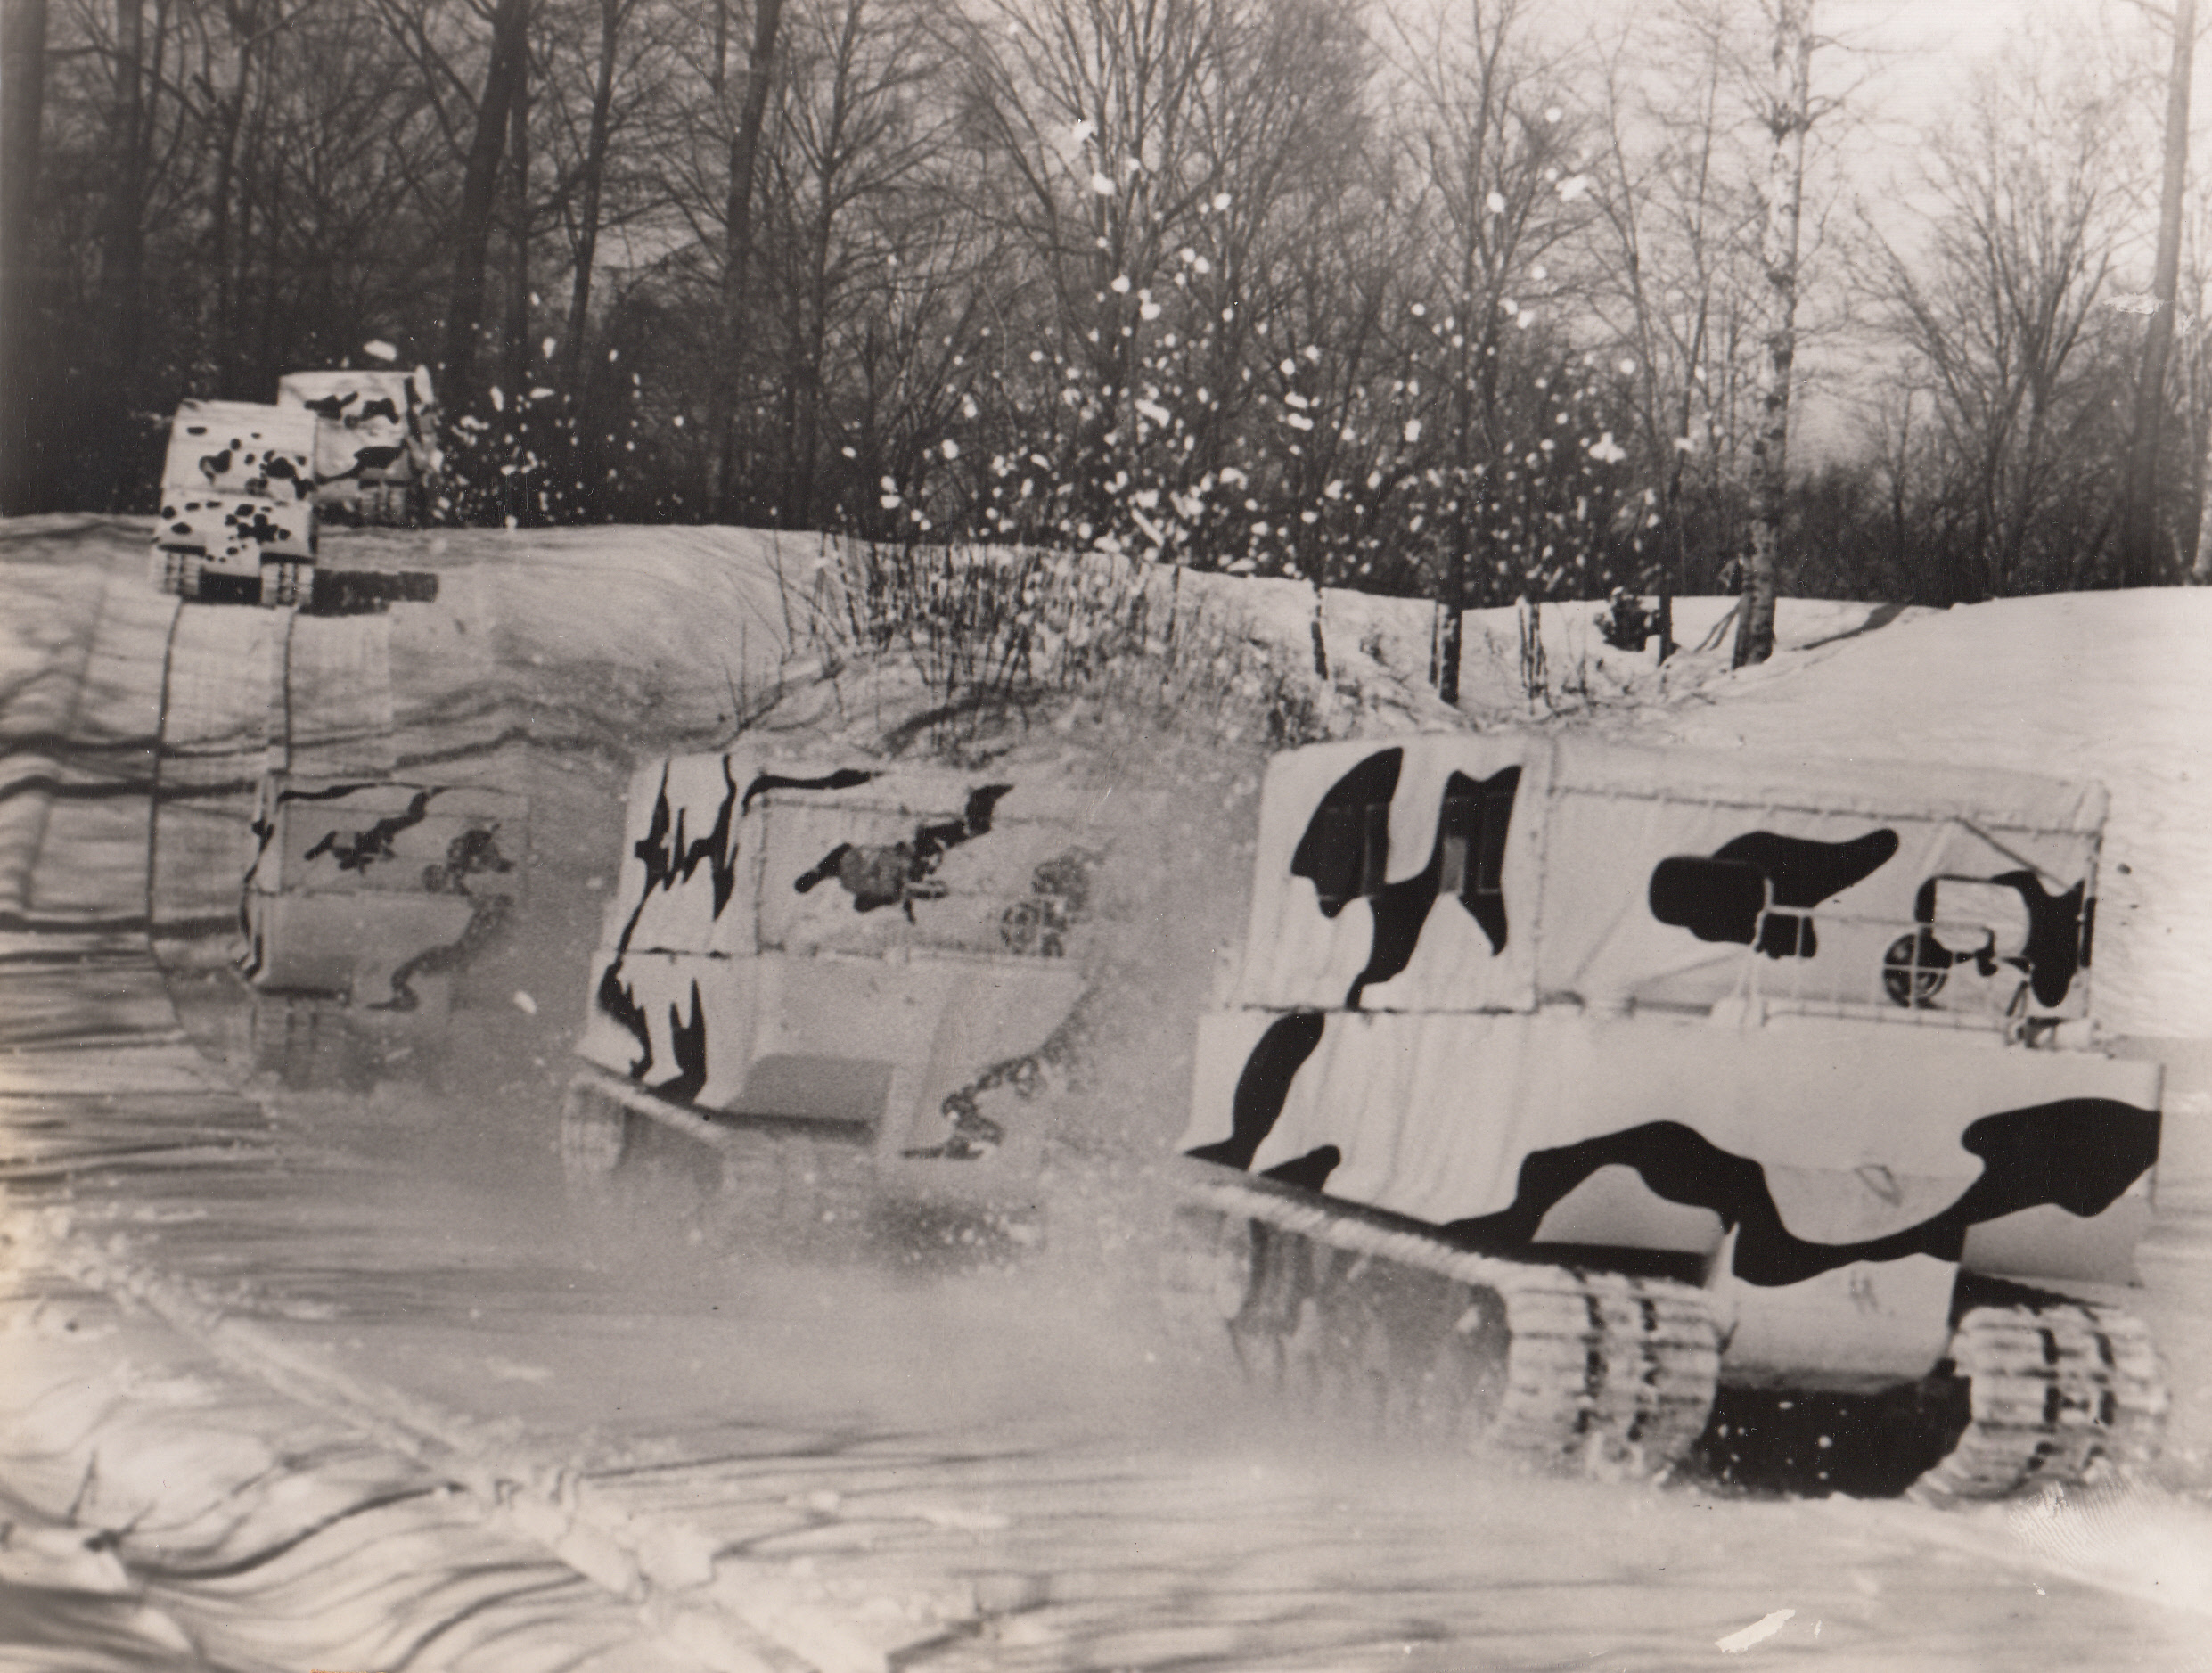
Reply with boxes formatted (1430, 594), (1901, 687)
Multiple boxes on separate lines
(1610, 592), (2212, 1042)
(401, 522), (831, 689)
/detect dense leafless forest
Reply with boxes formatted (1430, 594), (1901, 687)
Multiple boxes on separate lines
(0, 0), (2202, 615)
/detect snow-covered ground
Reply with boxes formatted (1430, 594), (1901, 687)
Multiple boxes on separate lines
(4, 517), (2211, 1671)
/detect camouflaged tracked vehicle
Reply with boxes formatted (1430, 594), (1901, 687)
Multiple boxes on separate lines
(1167, 733), (2166, 1500)
(276, 367), (439, 526)
(151, 401), (320, 606)
(241, 775), (528, 1021)
(560, 753), (1103, 1257)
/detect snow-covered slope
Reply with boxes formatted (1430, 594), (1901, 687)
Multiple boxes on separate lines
(1598, 592), (2212, 1044)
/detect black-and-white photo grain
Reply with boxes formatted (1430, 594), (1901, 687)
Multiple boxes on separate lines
(3, 0), (2209, 1666)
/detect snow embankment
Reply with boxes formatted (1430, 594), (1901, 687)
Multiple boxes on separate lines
(1611, 591), (2212, 1044)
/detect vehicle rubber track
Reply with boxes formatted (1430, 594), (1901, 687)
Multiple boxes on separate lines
(1166, 1167), (1722, 1478)
(1909, 1300), (2167, 1506)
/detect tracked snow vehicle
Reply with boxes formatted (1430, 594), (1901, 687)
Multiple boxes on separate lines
(561, 753), (1102, 1257)
(1169, 734), (2166, 1499)
(241, 774), (528, 1020)
(152, 401), (322, 605)
(277, 367), (439, 525)
(149, 492), (317, 606)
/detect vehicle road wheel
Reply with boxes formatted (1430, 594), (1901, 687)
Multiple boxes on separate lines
(157, 549), (207, 599)
(561, 1081), (630, 1182)
(264, 561), (307, 608)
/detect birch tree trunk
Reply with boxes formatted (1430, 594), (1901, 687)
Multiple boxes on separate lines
(1733, 0), (1811, 669)
(2195, 399), (2212, 580)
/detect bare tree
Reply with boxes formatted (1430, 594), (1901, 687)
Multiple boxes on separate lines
(956, 0), (1366, 551)
(88, 0), (157, 503)
(2118, 0), (2197, 586)
(760, 0), (959, 526)
(961, 0), (1229, 531)
(1876, 45), (2133, 600)
(1585, 2), (1766, 654)
(500, 34), (532, 404)
(2182, 192), (2212, 584)
(553, 0), (647, 390)
(702, 0), (784, 517)
(438, 0), (533, 405)
(183, 0), (329, 394)
(1384, 0), (1586, 701)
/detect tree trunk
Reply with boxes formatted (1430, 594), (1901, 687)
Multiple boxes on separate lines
(206, 21), (254, 396)
(791, 188), (836, 527)
(0, 0), (43, 293)
(1, 0), (48, 513)
(442, 0), (531, 408)
(2193, 424), (2212, 581)
(703, 0), (784, 521)
(503, 58), (531, 405)
(254, 140), (281, 392)
(784, 2), (870, 528)
(95, 0), (145, 508)
(1437, 293), (1500, 708)
(503, 54), (534, 521)
(559, 0), (622, 394)
(2118, 0), (2194, 589)
(1734, 0), (1811, 669)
